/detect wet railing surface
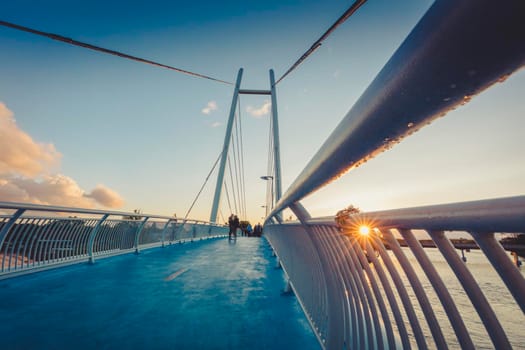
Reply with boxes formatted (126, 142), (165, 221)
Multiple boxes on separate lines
(0, 202), (227, 278)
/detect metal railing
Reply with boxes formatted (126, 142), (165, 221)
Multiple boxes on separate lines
(0, 202), (228, 279)
(263, 0), (525, 349)
(265, 197), (525, 349)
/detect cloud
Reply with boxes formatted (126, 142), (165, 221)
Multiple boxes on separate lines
(210, 121), (222, 128)
(201, 100), (218, 115)
(85, 184), (124, 208)
(0, 103), (61, 177)
(246, 100), (271, 118)
(0, 175), (123, 208)
(0, 102), (124, 209)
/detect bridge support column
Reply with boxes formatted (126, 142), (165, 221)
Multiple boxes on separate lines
(209, 68), (243, 223)
(269, 69), (283, 221)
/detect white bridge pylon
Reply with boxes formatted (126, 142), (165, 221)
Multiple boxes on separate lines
(209, 68), (282, 223)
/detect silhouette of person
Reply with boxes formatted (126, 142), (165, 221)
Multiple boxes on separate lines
(228, 214), (235, 239)
(233, 215), (240, 239)
(254, 223), (262, 236)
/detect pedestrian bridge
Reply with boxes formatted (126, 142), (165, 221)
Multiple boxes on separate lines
(1, 0), (525, 349)
(0, 236), (319, 349)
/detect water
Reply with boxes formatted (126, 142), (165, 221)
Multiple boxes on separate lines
(0, 238), (319, 350)
(396, 248), (525, 349)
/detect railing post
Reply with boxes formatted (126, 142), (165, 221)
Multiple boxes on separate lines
(134, 217), (150, 254)
(87, 214), (109, 264)
(0, 209), (25, 272)
(160, 219), (172, 248)
(0, 209), (25, 250)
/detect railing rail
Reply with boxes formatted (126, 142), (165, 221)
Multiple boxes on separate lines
(0, 202), (228, 278)
(265, 196), (525, 349)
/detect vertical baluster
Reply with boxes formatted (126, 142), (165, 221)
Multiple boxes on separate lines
(381, 229), (447, 349)
(67, 219), (86, 260)
(342, 234), (384, 350)
(105, 221), (116, 252)
(364, 237), (411, 349)
(79, 220), (95, 258)
(399, 229), (474, 349)
(364, 238), (411, 349)
(325, 227), (366, 350)
(325, 228), (360, 350)
(428, 230), (511, 348)
(55, 219), (70, 262)
(28, 219), (47, 267)
(470, 232), (525, 314)
(38, 220), (57, 266)
(308, 227), (346, 348)
(17, 218), (39, 270)
(160, 219), (172, 248)
(87, 214), (109, 264)
(9, 218), (31, 271)
(350, 237), (396, 349)
(0, 209), (25, 272)
(115, 221), (124, 250)
(134, 217), (150, 254)
(20, 218), (40, 268)
(370, 233), (427, 349)
(317, 227), (356, 349)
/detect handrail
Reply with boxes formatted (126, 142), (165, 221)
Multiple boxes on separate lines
(269, 0), (525, 220)
(0, 202), (228, 277)
(264, 195), (525, 349)
(318, 195), (525, 233)
(0, 201), (220, 226)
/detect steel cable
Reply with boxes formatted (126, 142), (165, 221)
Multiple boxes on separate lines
(182, 151), (222, 221)
(275, 0), (367, 85)
(0, 20), (232, 85)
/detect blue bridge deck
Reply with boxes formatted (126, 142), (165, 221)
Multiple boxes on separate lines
(0, 237), (319, 349)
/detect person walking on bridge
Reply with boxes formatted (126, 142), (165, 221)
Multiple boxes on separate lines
(233, 215), (240, 239)
(228, 214), (235, 240)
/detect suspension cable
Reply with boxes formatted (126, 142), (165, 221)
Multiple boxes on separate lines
(182, 151), (222, 221)
(275, 0), (367, 85)
(0, 20), (232, 85)
(223, 181), (233, 214)
(218, 209), (226, 225)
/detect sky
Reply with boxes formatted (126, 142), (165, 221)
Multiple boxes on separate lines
(1, 0), (524, 224)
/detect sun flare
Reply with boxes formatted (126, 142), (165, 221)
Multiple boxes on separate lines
(358, 225), (370, 236)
